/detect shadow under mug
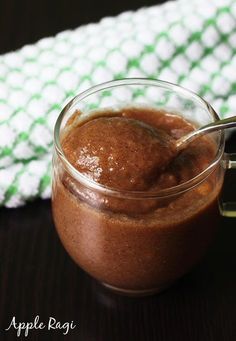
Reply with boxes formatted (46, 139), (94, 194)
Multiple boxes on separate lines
(52, 79), (236, 296)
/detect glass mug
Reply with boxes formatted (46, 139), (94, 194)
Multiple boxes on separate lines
(52, 79), (236, 296)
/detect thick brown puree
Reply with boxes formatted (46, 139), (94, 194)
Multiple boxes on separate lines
(52, 108), (223, 291)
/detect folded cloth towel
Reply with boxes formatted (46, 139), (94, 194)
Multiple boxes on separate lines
(0, 0), (235, 208)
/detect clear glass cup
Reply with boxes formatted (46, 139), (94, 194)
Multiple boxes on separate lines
(52, 79), (236, 296)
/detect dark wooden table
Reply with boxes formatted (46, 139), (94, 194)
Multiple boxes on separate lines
(0, 1), (236, 340)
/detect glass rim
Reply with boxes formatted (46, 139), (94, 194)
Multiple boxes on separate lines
(54, 78), (225, 199)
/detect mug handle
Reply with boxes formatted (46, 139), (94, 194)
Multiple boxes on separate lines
(219, 153), (236, 217)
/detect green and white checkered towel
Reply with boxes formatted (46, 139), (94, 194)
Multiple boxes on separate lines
(0, 0), (235, 207)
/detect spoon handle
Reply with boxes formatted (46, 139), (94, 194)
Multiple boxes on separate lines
(176, 115), (236, 151)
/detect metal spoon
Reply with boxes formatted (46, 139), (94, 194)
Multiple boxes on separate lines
(175, 115), (236, 151)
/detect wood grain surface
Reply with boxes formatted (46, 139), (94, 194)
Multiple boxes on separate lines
(0, 1), (236, 340)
